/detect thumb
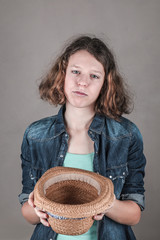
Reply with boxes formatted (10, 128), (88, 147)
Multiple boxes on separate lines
(28, 191), (35, 208)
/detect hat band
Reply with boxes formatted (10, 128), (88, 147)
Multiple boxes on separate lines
(47, 212), (87, 220)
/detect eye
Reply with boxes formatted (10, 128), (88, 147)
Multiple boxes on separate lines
(71, 70), (80, 75)
(90, 74), (99, 79)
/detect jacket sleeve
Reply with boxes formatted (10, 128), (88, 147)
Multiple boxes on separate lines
(18, 126), (34, 205)
(120, 123), (146, 211)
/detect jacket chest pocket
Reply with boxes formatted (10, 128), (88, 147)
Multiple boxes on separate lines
(106, 163), (128, 199)
(29, 167), (46, 186)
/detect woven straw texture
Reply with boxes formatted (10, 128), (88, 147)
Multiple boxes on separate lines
(34, 166), (114, 235)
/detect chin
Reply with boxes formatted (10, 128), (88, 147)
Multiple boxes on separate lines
(69, 101), (94, 110)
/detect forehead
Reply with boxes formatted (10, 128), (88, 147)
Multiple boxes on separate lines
(68, 50), (104, 71)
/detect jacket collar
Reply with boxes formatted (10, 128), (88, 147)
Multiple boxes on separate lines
(89, 113), (105, 134)
(53, 105), (105, 137)
(53, 106), (67, 137)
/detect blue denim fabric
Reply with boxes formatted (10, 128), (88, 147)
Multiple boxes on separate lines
(18, 106), (146, 240)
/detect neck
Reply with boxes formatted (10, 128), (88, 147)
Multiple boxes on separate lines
(64, 104), (95, 131)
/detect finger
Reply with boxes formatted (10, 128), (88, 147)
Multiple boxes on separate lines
(29, 191), (34, 200)
(34, 208), (48, 219)
(93, 213), (104, 221)
(28, 191), (35, 208)
(40, 218), (50, 227)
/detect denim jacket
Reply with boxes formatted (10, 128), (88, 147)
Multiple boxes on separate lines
(19, 106), (146, 240)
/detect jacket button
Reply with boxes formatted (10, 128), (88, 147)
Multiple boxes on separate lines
(109, 175), (112, 179)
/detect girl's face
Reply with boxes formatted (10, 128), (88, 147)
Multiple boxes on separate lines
(64, 50), (105, 111)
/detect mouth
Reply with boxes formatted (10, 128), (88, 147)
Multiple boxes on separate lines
(72, 91), (88, 96)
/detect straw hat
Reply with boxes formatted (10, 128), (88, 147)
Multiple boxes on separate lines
(34, 166), (114, 235)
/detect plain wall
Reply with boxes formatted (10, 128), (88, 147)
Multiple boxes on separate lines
(0, 0), (160, 239)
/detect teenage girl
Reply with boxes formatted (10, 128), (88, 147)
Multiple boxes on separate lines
(19, 35), (146, 240)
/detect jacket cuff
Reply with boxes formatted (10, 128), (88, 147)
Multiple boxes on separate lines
(18, 193), (30, 205)
(120, 193), (145, 211)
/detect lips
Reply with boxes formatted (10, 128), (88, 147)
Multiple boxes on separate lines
(72, 91), (88, 96)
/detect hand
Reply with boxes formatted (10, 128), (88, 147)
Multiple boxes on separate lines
(28, 191), (50, 227)
(93, 213), (104, 221)
(93, 194), (116, 221)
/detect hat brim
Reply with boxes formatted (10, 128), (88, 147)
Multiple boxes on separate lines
(34, 166), (114, 219)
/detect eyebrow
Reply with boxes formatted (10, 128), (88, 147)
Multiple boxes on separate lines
(70, 65), (103, 75)
(70, 65), (81, 68)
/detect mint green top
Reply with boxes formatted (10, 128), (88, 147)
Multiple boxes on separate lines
(63, 152), (94, 171)
(57, 152), (97, 240)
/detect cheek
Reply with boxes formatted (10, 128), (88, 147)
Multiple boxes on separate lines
(93, 84), (104, 100)
(94, 82), (104, 95)
(64, 75), (70, 88)
(64, 76), (73, 96)
(63, 78), (68, 96)
(98, 80), (105, 94)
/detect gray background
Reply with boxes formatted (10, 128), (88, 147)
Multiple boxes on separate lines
(0, 0), (159, 239)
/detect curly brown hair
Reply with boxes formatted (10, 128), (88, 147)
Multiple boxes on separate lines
(39, 35), (133, 120)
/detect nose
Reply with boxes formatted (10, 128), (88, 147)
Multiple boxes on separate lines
(76, 74), (89, 87)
